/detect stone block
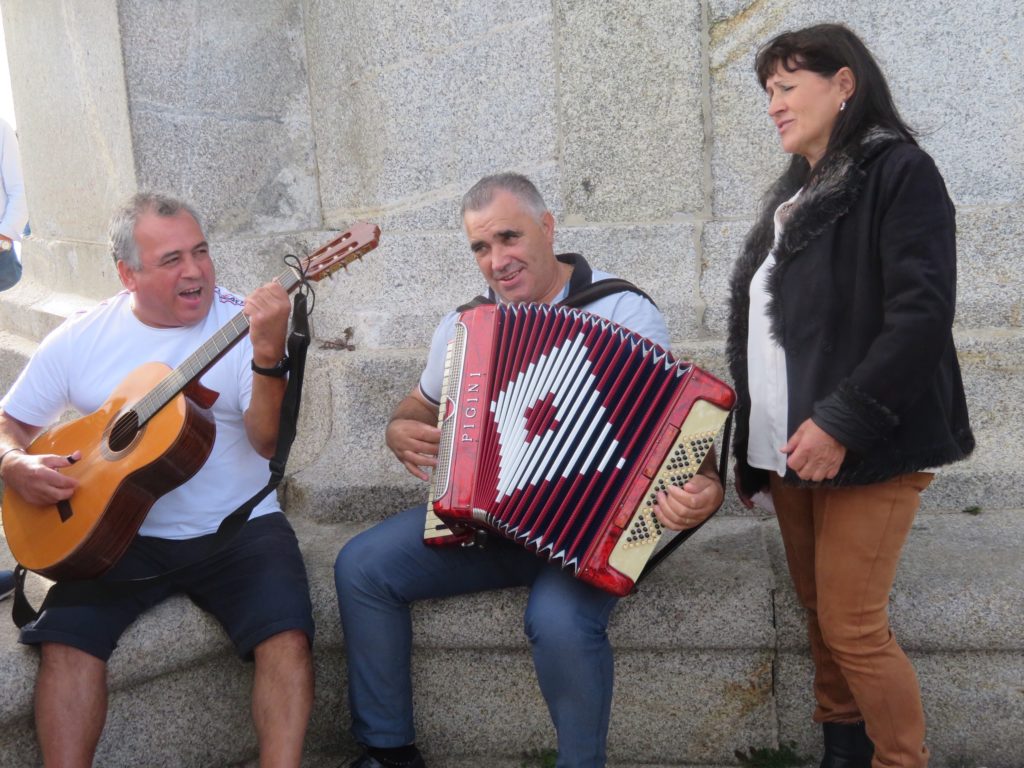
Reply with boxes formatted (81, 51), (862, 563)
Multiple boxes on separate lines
(118, 0), (322, 238)
(555, 0), (705, 221)
(18, 239), (120, 300)
(120, 0), (309, 118)
(313, 517), (779, 765)
(936, 331), (1024, 510)
(700, 218), (748, 338)
(129, 111), (320, 239)
(297, 229), (478, 350)
(285, 349), (427, 523)
(2, 0), (137, 242)
(956, 205), (1024, 329)
(0, 285), (98, 345)
(306, 3), (557, 218)
(608, 649), (775, 765)
(0, 331), (34, 395)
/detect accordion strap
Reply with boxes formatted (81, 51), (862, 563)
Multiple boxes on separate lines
(457, 253), (656, 313)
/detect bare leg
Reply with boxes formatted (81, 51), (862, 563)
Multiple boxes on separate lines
(35, 643), (107, 768)
(251, 629), (314, 767)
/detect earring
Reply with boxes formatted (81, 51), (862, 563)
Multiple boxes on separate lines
(840, 101), (847, 112)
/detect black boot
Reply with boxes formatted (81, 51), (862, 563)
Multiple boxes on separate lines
(820, 721), (874, 768)
(350, 745), (426, 768)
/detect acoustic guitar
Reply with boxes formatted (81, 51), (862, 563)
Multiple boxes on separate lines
(1, 223), (380, 580)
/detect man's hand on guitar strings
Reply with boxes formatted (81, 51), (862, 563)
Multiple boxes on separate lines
(0, 449), (80, 506)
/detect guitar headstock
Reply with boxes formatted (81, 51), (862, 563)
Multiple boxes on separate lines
(303, 222), (381, 282)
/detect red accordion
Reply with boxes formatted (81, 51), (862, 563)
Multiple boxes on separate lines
(424, 303), (735, 596)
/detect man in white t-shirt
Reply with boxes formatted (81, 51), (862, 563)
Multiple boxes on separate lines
(0, 193), (314, 766)
(334, 173), (725, 768)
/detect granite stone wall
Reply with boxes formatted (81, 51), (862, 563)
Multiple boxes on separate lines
(2, 0), (1020, 513)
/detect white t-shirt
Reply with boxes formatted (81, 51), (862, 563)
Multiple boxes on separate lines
(746, 191), (800, 477)
(418, 267), (671, 404)
(1, 287), (280, 539)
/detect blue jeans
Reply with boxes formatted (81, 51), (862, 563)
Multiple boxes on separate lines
(334, 505), (618, 768)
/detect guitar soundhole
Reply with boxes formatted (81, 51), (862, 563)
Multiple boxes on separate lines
(108, 410), (141, 453)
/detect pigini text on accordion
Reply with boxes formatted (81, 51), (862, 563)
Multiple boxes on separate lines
(424, 303), (736, 597)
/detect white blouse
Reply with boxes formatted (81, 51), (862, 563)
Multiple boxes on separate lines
(746, 190), (801, 477)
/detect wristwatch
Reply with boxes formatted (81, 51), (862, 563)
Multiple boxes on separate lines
(251, 355), (290, 377)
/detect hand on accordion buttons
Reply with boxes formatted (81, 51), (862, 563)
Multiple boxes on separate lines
(385, 418), (441, 482)
(653, 474), (725, 531)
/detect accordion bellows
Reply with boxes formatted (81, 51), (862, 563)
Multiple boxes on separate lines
(425, 303), (735, 596)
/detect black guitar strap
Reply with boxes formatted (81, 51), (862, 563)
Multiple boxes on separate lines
(11, 291), (312, 628)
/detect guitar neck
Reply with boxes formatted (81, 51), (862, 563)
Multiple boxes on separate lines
(129, 222), (380, 426)
(134, 267), (301, 425)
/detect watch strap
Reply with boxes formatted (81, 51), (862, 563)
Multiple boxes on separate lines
(251, 355), (290, 377)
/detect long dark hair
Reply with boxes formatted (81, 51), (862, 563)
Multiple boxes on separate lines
(755, 24), (916, 187)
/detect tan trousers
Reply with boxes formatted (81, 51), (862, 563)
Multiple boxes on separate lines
(770, 472), (933, 768)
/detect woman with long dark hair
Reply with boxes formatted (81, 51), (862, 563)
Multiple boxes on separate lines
(727, 24), (974, 768)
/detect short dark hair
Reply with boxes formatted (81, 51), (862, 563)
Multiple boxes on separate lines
(109, 192), (203, 269)
(755, 24), (915, 182)
(460, 173), (548, 221)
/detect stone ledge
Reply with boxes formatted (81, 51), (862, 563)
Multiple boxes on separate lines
(2, 509), (1022, 766)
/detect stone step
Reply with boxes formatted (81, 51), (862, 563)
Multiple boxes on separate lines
(1, 509), (1020, 767)
(285, 329), (1024, 524)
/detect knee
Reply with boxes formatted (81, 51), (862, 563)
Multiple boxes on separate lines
(818, 606), (891, 656)
(334, 533), (380, 597)
(254, 629), (312, 662)
(524, 602), (607, 653)
(38, 642), (107, 693)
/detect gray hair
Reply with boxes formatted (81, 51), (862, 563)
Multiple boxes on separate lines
(460, 173), (548, 221)
(108, 192), (203, 269)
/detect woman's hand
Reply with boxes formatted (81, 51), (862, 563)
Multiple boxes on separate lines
(782, 418), (846, 481)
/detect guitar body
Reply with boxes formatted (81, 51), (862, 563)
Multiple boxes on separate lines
(2, 362), (216, 580)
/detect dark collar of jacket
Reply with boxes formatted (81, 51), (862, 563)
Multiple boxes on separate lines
(731, 126), (904, 345)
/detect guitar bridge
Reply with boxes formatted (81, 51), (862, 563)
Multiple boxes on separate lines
(57, 499), (73, 523)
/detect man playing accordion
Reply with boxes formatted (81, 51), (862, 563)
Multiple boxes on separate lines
(333, 173), (725, 768)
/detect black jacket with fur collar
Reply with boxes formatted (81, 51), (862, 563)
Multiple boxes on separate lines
(727, 129), (974, 495)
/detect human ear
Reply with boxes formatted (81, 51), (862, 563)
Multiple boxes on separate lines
(835, 66), (856, 101)
(541, 211), (555, 244)
(116, 259), (137, 290)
